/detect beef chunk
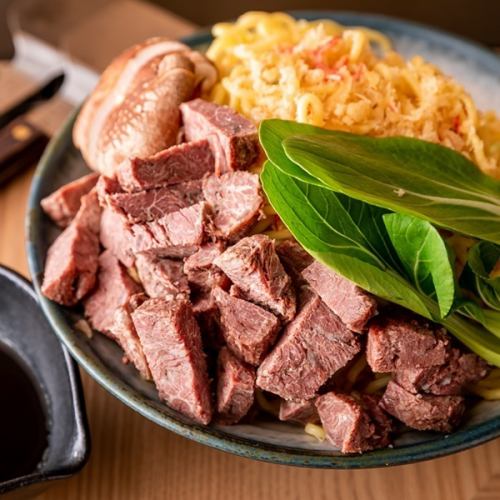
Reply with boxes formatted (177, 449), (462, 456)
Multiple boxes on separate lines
(84, 250), (142, 333)
(184, 242), (229, 292)
(41, 189), (101, 305)
(214, 235), (296, 322)
(180, 98), (259, 174)
(367, 312), (450, 372)
(213, 287), (280, 366)
(302, 261), (377, 332)
(100, 176), (203, 223)
(279, 399), (319, 424)
(99, 207), (135, 268)
(256, 293), (361, 401)
(109, 293), (151, 380)
(316, 392), (393, 453)
(130, 201), (208, 253)
(105, 185), (197, 223)
(202, 171), (263, 240)
(41, 172), (99, 227)
(192, 291), (225, 352)
(380, 380), (465, 432)
(216, 347), (255, 424)
(131, 298), (212, 424)
(117, 140), (214, 192)
(135, 252), (189, 299)
(394, 348), (489, 396)
(276, 239), (314, 284)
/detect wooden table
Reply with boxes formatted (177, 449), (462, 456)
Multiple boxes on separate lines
(1, 4), (500, 499)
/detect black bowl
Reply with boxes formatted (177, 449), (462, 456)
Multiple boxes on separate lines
(0, 266), (90, 497)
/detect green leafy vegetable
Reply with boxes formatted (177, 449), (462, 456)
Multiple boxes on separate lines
(260, 161), (432, 318)
(260, 160), (500, 366)
(261, 122), (500, 243)
(459, 301), (500, 338)
(383, 213), (456, 317)
(467, 241), (500, 310)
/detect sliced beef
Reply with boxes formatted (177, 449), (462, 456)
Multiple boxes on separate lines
(202, 171), (263, 240)
(276, 239), (314, 284)
(380, 380), (465, 432)
(99, 207), (135, 268)
(41, 189), (101, 306)
(102, 180), (203, 223)
(394, 348), (489, 396)
(131, 298), (212, 425)
(192, 291), (225, 352)
(180, 98), (260, 174)
(256, 293), (361, 401)
(84, 250), (142, 333)
(135, 252), (189, 299)
(216, 347), (256, 424)
(366, 312), (450, 372)
(41, 172), (99, 227)
(184, 242), (229, 292)
(117, 140), (214, 192)
(130, 201), (208, 254)
(109, 293), (151, 380)
(302, 261), (377, 332)
(213, 234), (296, 322)
(316, 392), (393, 453)
(279, 399), (319, 424)
(213, 287), (280, 366)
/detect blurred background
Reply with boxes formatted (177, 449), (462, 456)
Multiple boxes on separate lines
(1, 0), (500, 60)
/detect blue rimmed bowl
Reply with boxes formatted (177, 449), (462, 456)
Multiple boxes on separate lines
(26, 12), (500, 468)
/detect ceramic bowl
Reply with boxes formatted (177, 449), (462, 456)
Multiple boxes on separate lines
(26, 12), (500, 468)
(0, 266), (89, 497)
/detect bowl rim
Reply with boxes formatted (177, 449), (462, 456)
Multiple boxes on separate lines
(26, 11), (500, 469)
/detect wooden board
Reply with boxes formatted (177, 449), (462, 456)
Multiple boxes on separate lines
(1, 4), (500, 499)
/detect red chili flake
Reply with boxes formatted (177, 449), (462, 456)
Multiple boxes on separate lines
(278, 44), (293, 54)
(452, 115), (461, 133)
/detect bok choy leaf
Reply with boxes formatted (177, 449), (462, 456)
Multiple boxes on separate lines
(259, 120), (500, 243)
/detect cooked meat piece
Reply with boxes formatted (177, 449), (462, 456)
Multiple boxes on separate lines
(99, 207), (136, 268)
(279, 399), (319, 424)
(135, 252), (189, 299)
(367, 312), (450, 372)
(213, 287), (281, 366)
(184, 242), (229, 292)
(192, 290), (225, 353)
(202, 171), (263, 240)
(216, 347), (256, 424)
(256, 293), (361, 401)
(84, 250), (142, 333)
(276, 239), (314, 284)
(103, 181), (203, 223)
(74, 39), (217, 178)
(130, 201), (208, 253)
(117, 140), (214, 192)
(131, 298), (212, 424)
(213, 235), (296, 322)
(302, 261), (377, 332)
(316, 392), (393, 453)
(394, 348), (489, 396)
(180, 99), (260, 174)
(41, 189), (101, 306)
(41, 173), (99, 227)
(380, 380), (465, 432)
(109, 293), (151, 380)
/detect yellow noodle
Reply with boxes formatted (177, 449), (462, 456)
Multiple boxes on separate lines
(364, 375), (391, 394)
(207, 11), (500, 177)
(305, 423), (326, 442)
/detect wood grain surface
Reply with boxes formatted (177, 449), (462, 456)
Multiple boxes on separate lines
(1, 5), (500, 499)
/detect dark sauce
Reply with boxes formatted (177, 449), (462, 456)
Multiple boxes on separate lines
(0, 347), (48, 482)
